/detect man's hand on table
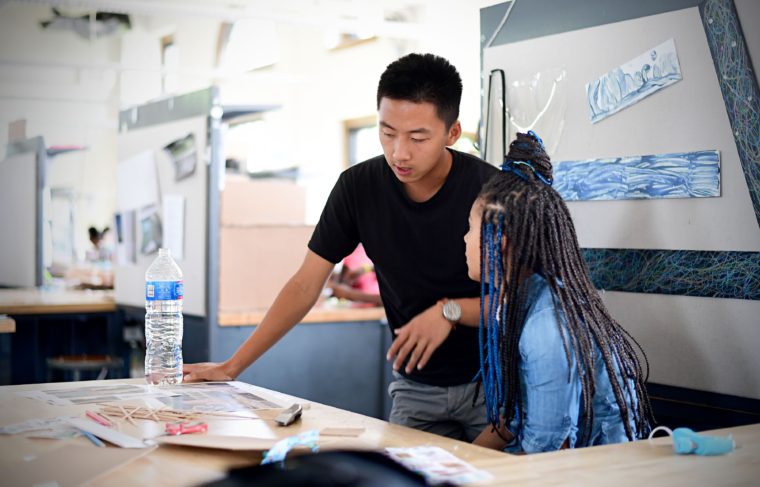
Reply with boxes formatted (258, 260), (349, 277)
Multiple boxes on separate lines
(183, 362), (235, 382)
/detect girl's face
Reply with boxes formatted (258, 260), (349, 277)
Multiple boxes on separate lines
(464, 199), (483, 282)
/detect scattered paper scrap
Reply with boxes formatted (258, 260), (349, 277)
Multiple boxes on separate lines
(385, 446), (493, 485)
(17, 384), (177, 406)
(0, 415), (81, 440)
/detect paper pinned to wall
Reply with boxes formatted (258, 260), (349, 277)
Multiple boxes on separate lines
(163, 133), (197, 181)
(116, 150), (160, 211)
(586, 38), (683, 123)
(114, 210), (136, 264)
(554, 150), (721, 201)
(162, 194), (185, 260)
(138, 204), (162, 256)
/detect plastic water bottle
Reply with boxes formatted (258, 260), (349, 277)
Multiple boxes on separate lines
(144, 248), (184, 385)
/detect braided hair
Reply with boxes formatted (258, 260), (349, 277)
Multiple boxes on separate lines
(477, 131), (654, 443)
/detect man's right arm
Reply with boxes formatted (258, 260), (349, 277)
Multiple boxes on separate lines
(183, 249), (335, 382)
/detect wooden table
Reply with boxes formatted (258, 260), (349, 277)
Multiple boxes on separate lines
(0, 379), (757, 486)
(0, 288), (116, 315)
(0, 288), (119, 385)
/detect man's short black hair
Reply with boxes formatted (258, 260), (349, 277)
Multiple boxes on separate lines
(377, 53), (462, 128)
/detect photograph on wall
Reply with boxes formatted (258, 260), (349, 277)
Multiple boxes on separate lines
(114, 210), (136, 264)
(554, 149), (720, 201)
(138, 204), (162, 255)
(163, 133), (197, 181)
(586, 38), (682, 123)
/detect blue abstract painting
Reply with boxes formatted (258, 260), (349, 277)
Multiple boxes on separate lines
(554, 150), (720, 201)
(587, 38), (682, 123)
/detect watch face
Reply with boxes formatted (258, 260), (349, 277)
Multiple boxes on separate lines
(443, 300), (461, 321)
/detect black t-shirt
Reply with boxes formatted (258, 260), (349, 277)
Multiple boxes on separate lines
(309, 149), (498, 386)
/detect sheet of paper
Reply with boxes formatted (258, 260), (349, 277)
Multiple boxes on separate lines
(138, 204), (162, 255)
(17, 384), (178, 406)
(116, 150), (160, 212)
(162, 194), (185, 260)
(385, 446), (493, 485)
(155, 382), (282, 413)
(114, 210), (136, 264)
(0, 415), (79, 436)
(69, 418), (148, 448)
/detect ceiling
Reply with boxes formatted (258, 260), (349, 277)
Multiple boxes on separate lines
(19, 0), (427, 39)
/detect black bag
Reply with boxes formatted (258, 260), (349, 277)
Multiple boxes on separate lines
(198, 449), (451, 487)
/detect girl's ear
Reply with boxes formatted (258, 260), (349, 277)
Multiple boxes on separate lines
(502, 237), (513, 280)
(501, 235), (509, 254)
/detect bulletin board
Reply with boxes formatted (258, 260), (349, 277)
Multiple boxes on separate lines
(114, 90), (212, 317)
(480, 0), (760, 399)
(482, 5), (760, 253)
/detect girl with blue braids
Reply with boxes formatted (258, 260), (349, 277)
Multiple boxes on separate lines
(466, 132), (654, 453)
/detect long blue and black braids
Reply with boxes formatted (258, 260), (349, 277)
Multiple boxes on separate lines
(477, 131), (654, 443)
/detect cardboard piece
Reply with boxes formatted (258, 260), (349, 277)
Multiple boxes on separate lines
(0, 444), (154, 487)
(157, 434), (279, 451)
(219, 225), (315, 311)
(221, 176), (306, 226)
(320, 427), (365, 437)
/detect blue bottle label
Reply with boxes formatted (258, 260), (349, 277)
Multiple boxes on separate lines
(146, 281), (184, 301)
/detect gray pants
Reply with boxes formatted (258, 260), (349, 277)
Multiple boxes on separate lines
(388, 371), (488, 442)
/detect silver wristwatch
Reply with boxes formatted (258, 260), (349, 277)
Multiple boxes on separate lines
(442, 299), (461, 323)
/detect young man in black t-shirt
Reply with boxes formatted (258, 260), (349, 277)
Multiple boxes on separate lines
(185, 53), (498, 441)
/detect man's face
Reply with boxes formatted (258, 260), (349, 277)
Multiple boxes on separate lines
(377, 97), (460, 185)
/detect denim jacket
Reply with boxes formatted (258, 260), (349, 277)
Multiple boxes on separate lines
(505, 274), (637, 453)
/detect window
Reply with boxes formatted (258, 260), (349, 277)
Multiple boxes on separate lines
(344, 116), (381, 167)
(225, 114), (291, 176)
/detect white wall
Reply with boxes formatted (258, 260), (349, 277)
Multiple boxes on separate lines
(0, 3), (119, 260)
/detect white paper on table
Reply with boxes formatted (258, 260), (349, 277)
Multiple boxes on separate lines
(69, 418), (148, 448)
(385, 446), (493, 485)
(162, 194), (185, 261)
(116, 150), (160, 212)
(155, 381), (283, 412)
(0, 415), (80, 435)
(17, 384), (179, 406)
